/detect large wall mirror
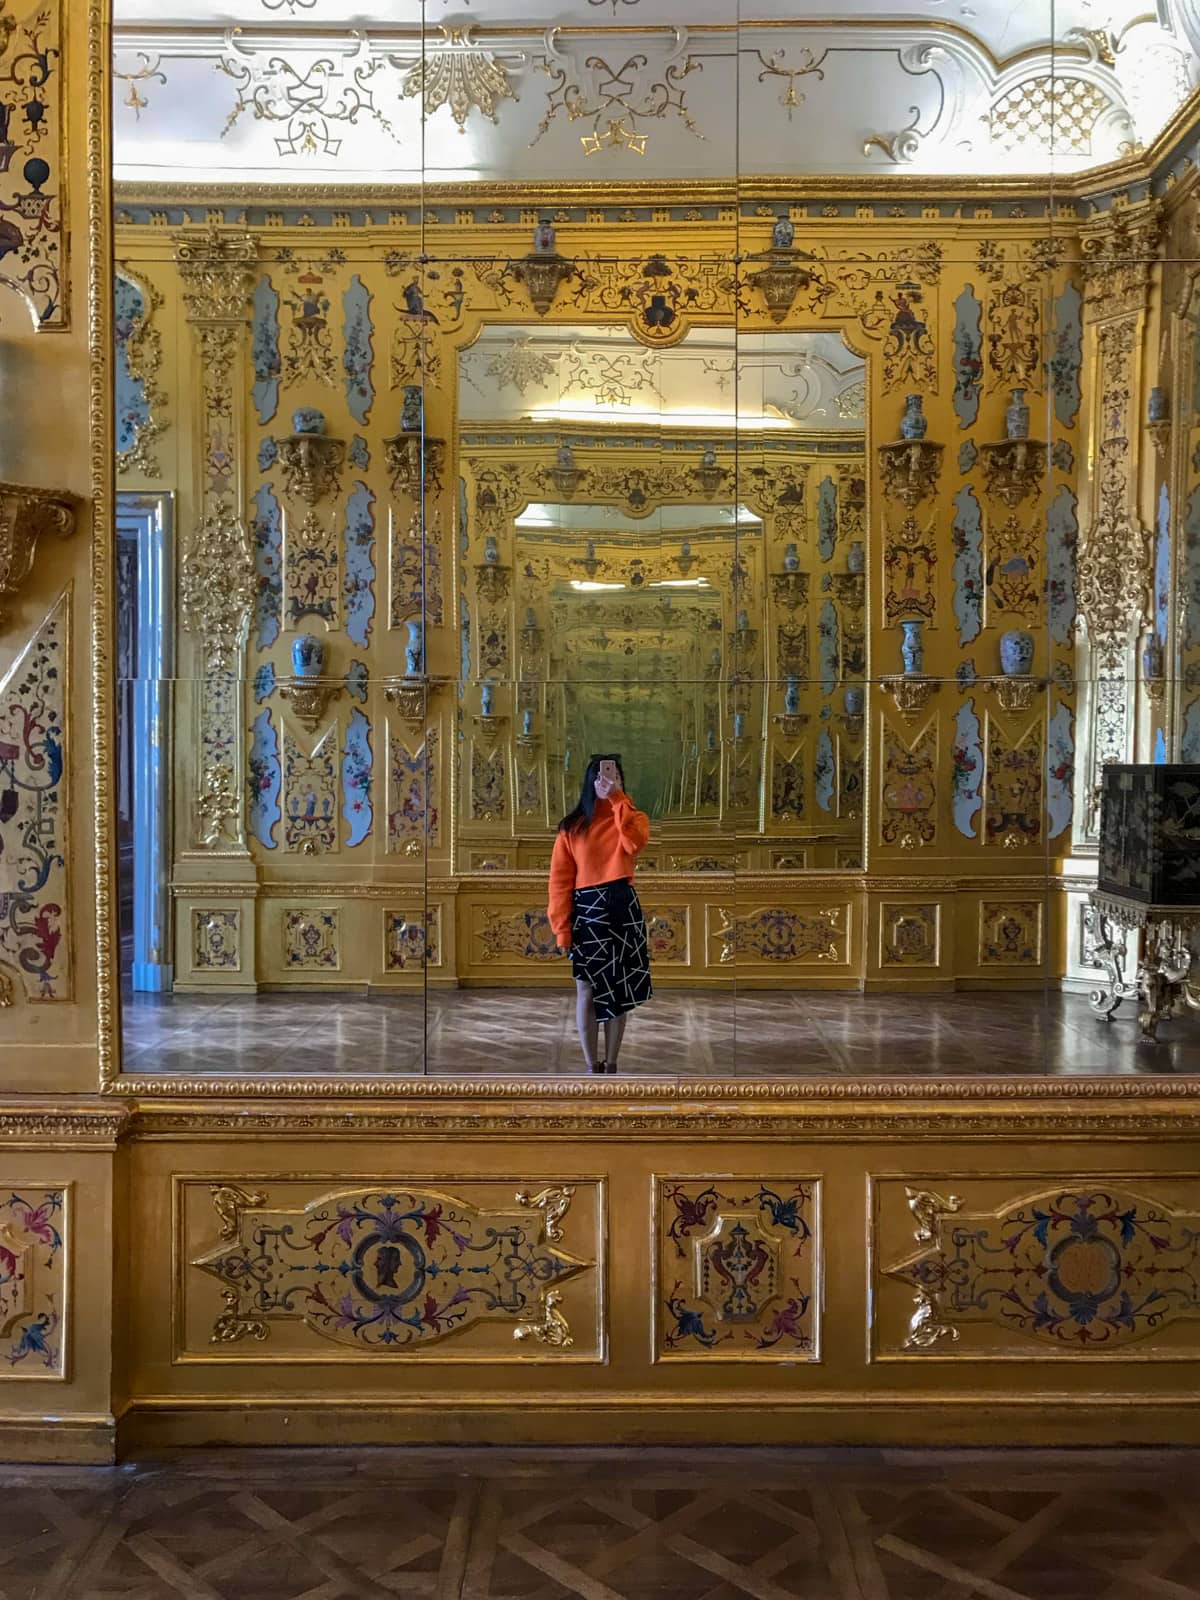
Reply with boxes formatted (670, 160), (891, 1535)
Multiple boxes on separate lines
(100, 0), (1200, 1085)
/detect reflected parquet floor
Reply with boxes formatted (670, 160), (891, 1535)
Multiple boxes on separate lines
(5, 1447), (1200, 1600)
(118, 987), (1200, 1077)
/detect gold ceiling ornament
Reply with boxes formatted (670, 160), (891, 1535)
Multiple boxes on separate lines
(173, 228), (259, 323)
(979, 438), (1047, 507)
(179, 508), (256, 663)
(0, 482), (78, 625)
(277, 430), (345, 507)
(877, 439), (943, 509)
(397, 27), (524, 132)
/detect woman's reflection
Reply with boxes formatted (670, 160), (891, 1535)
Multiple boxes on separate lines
(548, 754), (652, 1074)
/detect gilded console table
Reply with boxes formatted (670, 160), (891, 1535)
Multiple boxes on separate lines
(1088, 892), (1200, 1041)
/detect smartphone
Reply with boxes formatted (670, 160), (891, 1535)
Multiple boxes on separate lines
(598, 759), (618, 784)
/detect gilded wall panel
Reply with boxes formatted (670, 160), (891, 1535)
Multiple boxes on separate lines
(653, 1177), (820, 1362)
(0, 0), (65, 329)
(179, 1178), (603, 1361)
(977, 899), (1044, 967)
(873, 1177), (1200, 1359)
(0, 1185), (67, 1379)
(708, 904), (851, 967)
(879, 902), (941, 969)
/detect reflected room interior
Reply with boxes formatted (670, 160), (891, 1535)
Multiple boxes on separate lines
(107, 0), (1200, 1080)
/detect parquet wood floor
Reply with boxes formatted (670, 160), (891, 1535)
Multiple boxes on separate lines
(3, 1448), (1198, 1600)
(119, 988), (1200, 1077)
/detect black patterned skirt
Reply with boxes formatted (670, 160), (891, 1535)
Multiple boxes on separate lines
(570, 878), (653, 1022)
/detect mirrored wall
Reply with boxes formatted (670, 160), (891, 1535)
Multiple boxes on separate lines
(104, 0), (1200, 1080)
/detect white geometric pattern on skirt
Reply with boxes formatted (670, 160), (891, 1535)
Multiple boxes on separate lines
(570, 878), (653, 1022)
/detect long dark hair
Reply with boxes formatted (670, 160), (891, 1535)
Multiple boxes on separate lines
(558, 753), (625, 834)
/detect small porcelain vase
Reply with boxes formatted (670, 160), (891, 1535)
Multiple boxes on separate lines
(733, 711), (745, 738)
(900, 394), (927, 441)
(999, 629), (1034, 676)
(785, 677), (800, 715)
(291, 407), (325, 437)
(1148, 386), (1170, 424)
(292, 634), (324, 679)
(900, 619), (924, 676)
(404, 619), (424, 678)
(844, 687), (864, 715)
(483, 535), (500, 566)
(480, 682), (495, 717)
(1005, 388), (1030, 442)
(401, 385), (423, 433)
(705, 728), (716, 752)
(534, 218), (556, 255)
(783, 542), (800, 573)
(772, 216), (794, 250)
(847, 540), (865, 575)
(524, 607), (537, 629)
(1143, 637), (1164, 681)
(522, 709), (534, 737)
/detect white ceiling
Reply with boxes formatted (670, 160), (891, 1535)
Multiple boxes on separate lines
(111, 3), (1200, 182)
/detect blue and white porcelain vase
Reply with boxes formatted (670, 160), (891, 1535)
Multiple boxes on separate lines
(1005, 388), (1030, 442)
(785, 676), (800, 715)
(900, 619), (924, 676)
(291, 407), (325, 437)
(900, 394), (927, 441)
(522, 709), (534, 737)
(401, 384), (423, 433)
(1143, 637), (1164, 681)
(844, 686), (864, 715)
(999, 629), (1034, 676)
(405, 619), (424, 678)
(483, 534), (500, 566)
(783, 542), (800, 573)
(480, 682), (495, 717)
(292, 634), (324, 678)
(1148, 386), (1170, 424)
(847, 540), (865, 575)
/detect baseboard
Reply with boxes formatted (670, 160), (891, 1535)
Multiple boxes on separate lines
(0, 1414), (117, 1464)
(116, 1394), (1200, 1452)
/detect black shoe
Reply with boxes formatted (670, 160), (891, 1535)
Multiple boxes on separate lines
(590, 1059), (607, 1074)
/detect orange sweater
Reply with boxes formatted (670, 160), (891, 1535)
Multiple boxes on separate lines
(547, 792), (650, 947)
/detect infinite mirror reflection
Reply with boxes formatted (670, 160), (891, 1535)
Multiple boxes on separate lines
(105, 0), (1200, 1082)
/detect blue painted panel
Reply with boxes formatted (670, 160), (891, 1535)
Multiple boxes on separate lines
(817, 477), (837, 562)
(253, 662), (276, 703)
(951, 284), (982, 428)
(252, 276), (281, 426)
(346, 659), (369, 703)
(341, 708), (373, 847)
(952, 698), (983, 839)
(817, 598), (838, 696)
(957, 440), (977, 473)
(1046, 485), (1078, 646)
(1156, 482), (1171, 647)
(1155, 727), (1168, 765)
(343, 274), (375, 425)
(350, 433), (370, 469)
(1046, 700), (1074, 840)
(248, 709), (281, 849)
(814, 728), (834, 812)
(951, 486), (983, 647)
(257, 436), (278, 472)
(114, 275), (151, 456)
(253, 484), (283, 651)
(1049, 282), (1082, 427)
(344, 482), (376, 649)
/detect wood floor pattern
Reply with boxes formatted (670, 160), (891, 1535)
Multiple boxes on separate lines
(4, 1447), (1199, 1599)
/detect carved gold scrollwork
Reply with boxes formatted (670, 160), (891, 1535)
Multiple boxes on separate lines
(384, 680), (428, 725)
(513, 1288), (574, 1348)
(278, 678), (344, 734)
(510, 251), (577, 317)
(385, 431), (446, 496)
(980, 439), (1047, 507)
(745, 247), (815, 324)
(174, 228), (259, 322)
(0, 483), (79, 624)
(516, 1184), (575, 1243)
(213, 1286), (270, 1345)
(877, 439), (943, 510)
(210, 1182), (268, 1243)
(278, 432), (346, 507)
(880, 676), (940, 722)
(179, 509), (256, 665)
(896, 1186), (964, 1349)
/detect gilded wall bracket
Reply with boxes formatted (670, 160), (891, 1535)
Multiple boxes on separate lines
(510, 250), (577, 317)
(278, 677), (344, 734)
(278, 432), (346, 507)
(0, 483), (79, 624)
(880, 676), (940, 722)
(980, 439), (1046, 507)
(385, 431), (446, 496)
(877, 440), (943, 510)
(745, 247), (815, 324)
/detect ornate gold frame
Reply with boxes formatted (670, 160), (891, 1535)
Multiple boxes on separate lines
(88, 0), (1200, 1101)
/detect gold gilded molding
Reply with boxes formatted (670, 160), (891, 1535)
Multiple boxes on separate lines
(0, 485), (78, 624)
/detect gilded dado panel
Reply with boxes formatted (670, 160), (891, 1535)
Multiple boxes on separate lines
(872, 1176), (1200, 1361)
(179, 1176), (604, 1362)
(0, 1185), (68, 1379)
